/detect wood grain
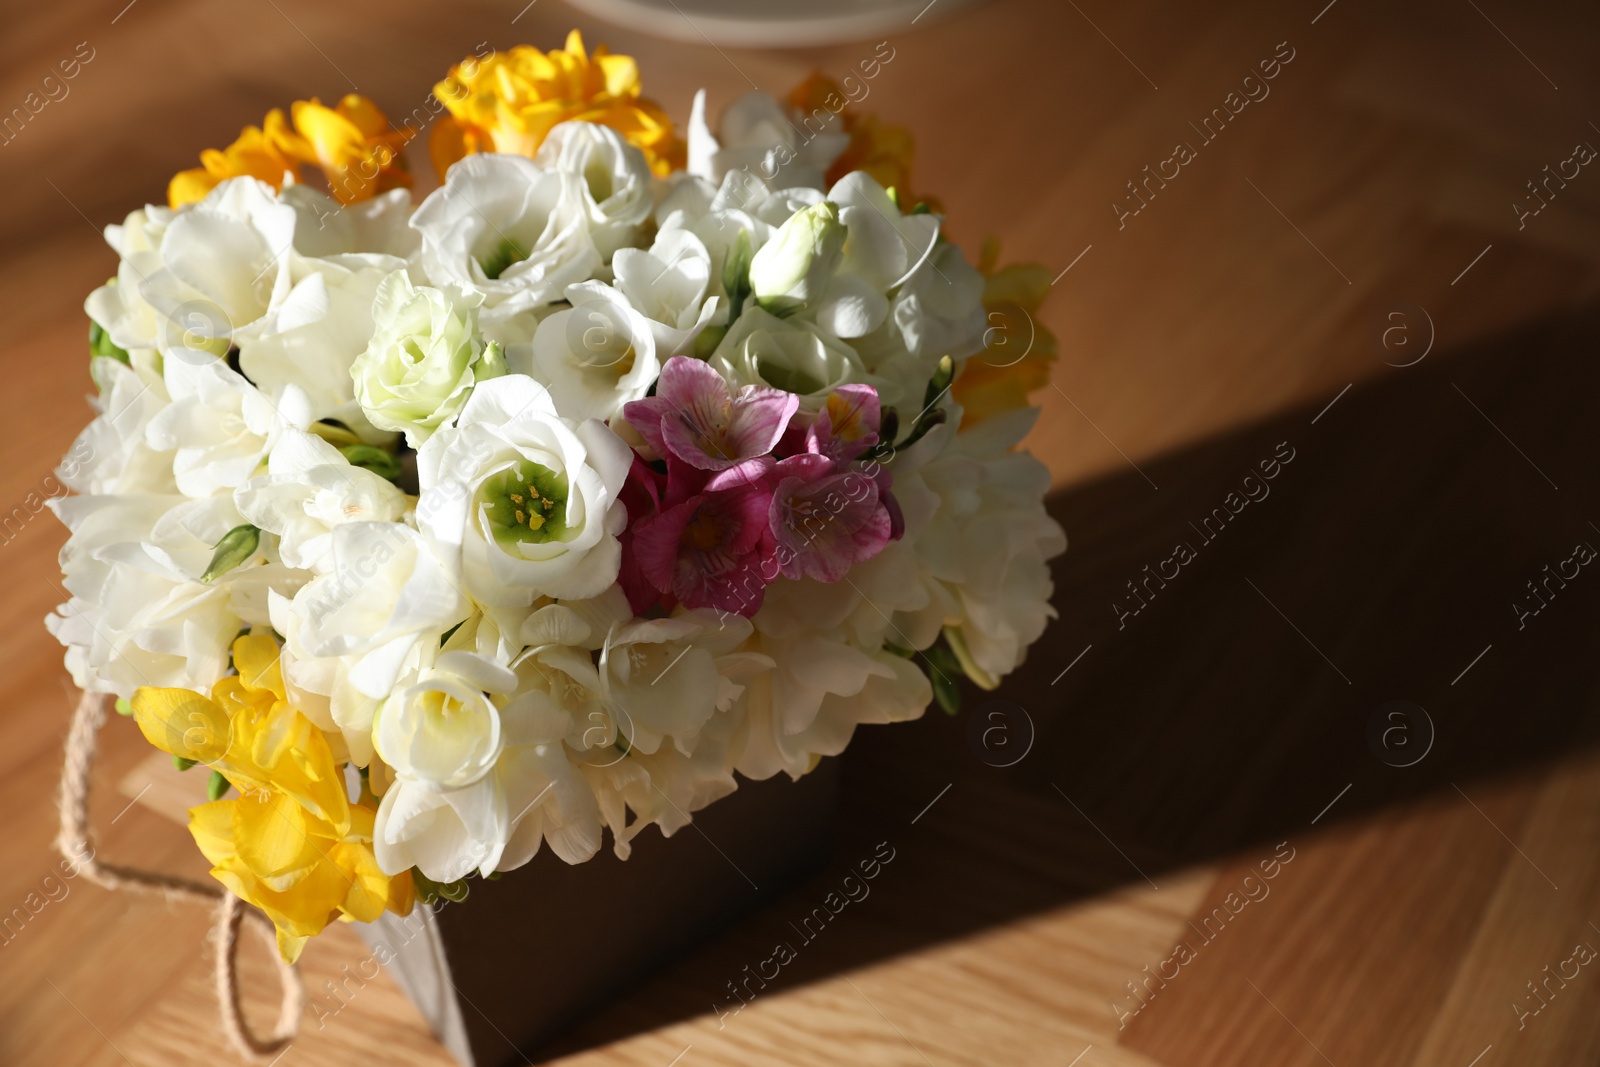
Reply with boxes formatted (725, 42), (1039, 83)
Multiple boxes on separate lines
(3, 0), (1600, 1064)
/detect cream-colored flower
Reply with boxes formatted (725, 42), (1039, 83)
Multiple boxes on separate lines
(352, 271), (504, 447)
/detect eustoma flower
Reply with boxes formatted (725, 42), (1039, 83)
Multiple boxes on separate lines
(417, 374), (633, 605)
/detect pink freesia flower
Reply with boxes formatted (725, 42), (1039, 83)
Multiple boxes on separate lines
(624, 356), (798, 482)
(785, 384), (882, 462)
(620, 454), (777, 614)
(617, 455), (670, 614)
(769, 453), (894, 583)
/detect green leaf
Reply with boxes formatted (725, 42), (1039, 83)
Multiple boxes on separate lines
(923, 642), (963, 716)
(722, 230), (754, 328)
(412, 869), (471, 905)
(207, 770), (230, 801)
(201, 524), (261, 583)
(692, 324), (727, 359)
(340, 444), (403, 483)
(89, 318), (131, 368)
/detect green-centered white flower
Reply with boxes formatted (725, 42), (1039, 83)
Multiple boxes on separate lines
(352, 271), (505, 447)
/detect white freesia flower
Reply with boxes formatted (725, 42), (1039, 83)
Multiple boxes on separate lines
(287, 519), (468, 701)
(533, 121), (652, 259)
(241, 253), (408, 440)
(139, 177), (298, 356)
(280, 185), (419, 260)
(528, 281), (659, 422)
(583, 709), (743, 859)
(828, 171), (941, 292)
(411, 154), (599, 324)
(892, 239), (988, 363)
(376, 651), (517, 789)
(891, 408), (1065, 679)
(612, 228), (719, 356)
(734, 628), (929, 781)
(598, 610), (768, 757)
(688, 89), (848, 191)
(84, 206), (173, 357)
(233, 427), (406, 571)
(352, 271), (504, 446)
(46, 493), (274, 696)
(375, 649), (605, 881)
(145, 357), (311, 498)
(60, 356), (174, 496)
(416, 375), (632, 606)
(709, 305), (869, 410)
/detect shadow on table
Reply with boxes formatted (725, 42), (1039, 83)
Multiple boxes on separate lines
(501, 300), (1600, 1064)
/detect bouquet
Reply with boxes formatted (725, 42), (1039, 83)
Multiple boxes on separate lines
(49, 31), (1066, 963)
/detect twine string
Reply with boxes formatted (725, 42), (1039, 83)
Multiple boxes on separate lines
(55, 689), (303, 1062)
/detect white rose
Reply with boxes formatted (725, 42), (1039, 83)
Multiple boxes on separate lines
(709, 305), (869, 411)
(146, 357), (311, 498)
(410, 154), (599, 324)
(528, 281), (659, 423)
(415, 374), (632, 605)
(533, 121), (652, 259)
(352, 271), (503, 447)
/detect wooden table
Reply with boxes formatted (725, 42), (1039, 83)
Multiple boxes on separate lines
(3, 0), (1599, 1064)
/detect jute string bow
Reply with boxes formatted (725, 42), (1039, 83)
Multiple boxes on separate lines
(56, 690), (304, 1061)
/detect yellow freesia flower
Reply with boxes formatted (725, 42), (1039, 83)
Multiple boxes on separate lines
(430, 30), (682, 180)
(131, 634), (413, 962)
(952, 239), (1060, 428)
(189, 790), (411, 962)
(167, 122), (298, 209)
(168, 95), (411, 209)
(786, 74), (930, 210)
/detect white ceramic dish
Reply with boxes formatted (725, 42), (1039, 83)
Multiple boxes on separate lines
(560, 0), (972, 48)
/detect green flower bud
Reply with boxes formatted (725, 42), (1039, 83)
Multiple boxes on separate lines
(207, 769), (231, 801)
(201, 524), (261, 583)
